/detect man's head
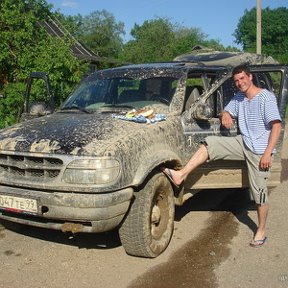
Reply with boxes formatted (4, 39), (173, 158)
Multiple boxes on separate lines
(232, 64), (254, 94)
(232, 64), (252, 77)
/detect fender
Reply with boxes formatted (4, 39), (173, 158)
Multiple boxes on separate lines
(132, 147), (182, 186)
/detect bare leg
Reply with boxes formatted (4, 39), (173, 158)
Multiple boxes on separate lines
(253, 204), (268, 241)
(163, 144), (209, 186)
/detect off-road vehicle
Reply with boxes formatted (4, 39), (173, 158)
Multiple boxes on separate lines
(0, 49), (287, 257)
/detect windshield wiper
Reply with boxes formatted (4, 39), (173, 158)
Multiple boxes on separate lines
(101, 104), (134, 109)
(97, 104), (135, 113)
(60, 105), (91, 114)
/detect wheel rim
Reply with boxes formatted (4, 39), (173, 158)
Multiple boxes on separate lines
(151, 188), (170, 240)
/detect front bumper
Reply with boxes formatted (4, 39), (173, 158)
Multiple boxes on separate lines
(0, 185), (133, 233)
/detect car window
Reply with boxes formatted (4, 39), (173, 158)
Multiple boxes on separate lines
(253, 71), (282, 97)
(62, 74), (180, 113)
(184, 74), (216, 111)
(118, 77), (177, 105)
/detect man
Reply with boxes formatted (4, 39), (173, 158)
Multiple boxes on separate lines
(163, 64), (282, 247)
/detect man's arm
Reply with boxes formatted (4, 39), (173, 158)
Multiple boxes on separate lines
(260, 120), (282, 170)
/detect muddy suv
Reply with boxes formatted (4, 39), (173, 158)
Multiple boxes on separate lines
(0, 50), (287, 257)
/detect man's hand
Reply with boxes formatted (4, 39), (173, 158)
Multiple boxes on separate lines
(220, 111), (233, 129)
(259, 151), (272, 170)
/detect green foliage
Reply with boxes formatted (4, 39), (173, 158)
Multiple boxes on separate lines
(0, 0), (88, 128)
(234, 7), (288, 63)
(118, 18), (235, 64)
(5, 1), (276, 128)
(119, 18), (175, 63)
(0, 0), (48, 81)
(33, 36), (87, 105)
(171, 26), (207, 56)
(54, 12), (84, 39)
(60, 10), (125, 59)
(0, 82), (26, 127)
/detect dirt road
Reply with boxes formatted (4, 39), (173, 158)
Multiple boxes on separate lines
(1, 160), (288, 287)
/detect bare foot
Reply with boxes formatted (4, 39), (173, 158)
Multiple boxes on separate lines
(253, 231), (266, 242)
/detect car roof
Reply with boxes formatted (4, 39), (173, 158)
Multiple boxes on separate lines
(173, 47), (278, 66)
(96, 61), (229, 76)
(91, 47), (279, 79)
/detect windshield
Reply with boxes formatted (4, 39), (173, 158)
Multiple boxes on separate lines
(61, 69), (182, 114)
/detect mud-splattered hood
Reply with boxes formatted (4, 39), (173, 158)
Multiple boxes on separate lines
(0, 112), (157, 156)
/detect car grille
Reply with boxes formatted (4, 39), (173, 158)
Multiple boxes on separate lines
(0, 152), (64, 182)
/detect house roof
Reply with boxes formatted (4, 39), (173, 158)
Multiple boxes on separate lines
(38, 16), (102, 64)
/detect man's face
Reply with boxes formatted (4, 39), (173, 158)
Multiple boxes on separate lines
(233, 71), (253, 93)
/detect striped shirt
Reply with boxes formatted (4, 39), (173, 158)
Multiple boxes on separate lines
(224, 89), (281, 154)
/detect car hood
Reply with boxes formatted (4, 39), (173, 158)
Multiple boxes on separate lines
(0, 112), (162, 156)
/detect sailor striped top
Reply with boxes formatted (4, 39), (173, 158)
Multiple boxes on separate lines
(224, 89), (281, 154)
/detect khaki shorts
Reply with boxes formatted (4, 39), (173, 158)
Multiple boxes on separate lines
(204, 135), (270, 205)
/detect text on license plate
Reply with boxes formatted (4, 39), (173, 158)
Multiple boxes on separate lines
(0, 194), (38, 213)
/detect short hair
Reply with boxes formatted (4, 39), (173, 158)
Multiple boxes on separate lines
(232, 64), (251, 77)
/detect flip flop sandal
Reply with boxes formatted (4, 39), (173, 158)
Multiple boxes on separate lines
(161, 168), (181, 188)
(249, 236), (267, 247)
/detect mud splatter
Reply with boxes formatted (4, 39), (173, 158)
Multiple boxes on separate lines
(129, 211), (238, 288)
(4, 250), (14, 256)
(30, 139), (61, 153)
(0, 136), (26, 150)
(0, 223), (5, 239)
(281, 159), (288, 182)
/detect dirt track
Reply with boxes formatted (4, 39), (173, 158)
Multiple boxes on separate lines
(1, 136), (288, 288)
(1, 176), (288, 288)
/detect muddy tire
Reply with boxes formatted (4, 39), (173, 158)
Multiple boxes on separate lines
(119, 172), (175, 258)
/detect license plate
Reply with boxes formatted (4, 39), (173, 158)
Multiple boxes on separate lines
(0, 194), (38, 213)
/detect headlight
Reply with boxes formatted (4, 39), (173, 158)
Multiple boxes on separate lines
(62, 158), (120, 184)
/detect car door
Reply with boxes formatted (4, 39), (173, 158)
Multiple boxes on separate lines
(181, 65), (288, 191)
(249, 65), (288, 188)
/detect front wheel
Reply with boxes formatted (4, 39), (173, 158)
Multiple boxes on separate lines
(119, 172), (175, 258)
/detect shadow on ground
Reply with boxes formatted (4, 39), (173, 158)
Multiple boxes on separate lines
(128, 188), (256, 288)
(0, 187), (255, 252)
(0, 219), (121, 249)
(0, 189), (254, 249)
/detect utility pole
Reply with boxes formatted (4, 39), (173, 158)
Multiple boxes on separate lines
(256, 0), (262, 54)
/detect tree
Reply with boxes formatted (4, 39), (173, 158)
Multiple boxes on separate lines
(0, 0), (88, 128)
(234, 7), (288, 63)
(119, 18), (233, 64)
(54, 12), (84, 39)
(60, 10), (125, 59)
(170, 26), (207, 57)
(171, 26), (231, 57)
(120, 18), (175, 63)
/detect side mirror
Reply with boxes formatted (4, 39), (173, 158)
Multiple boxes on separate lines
(23, 72), (55, 114)
(192, 103), (212, 120)
(20, 102), (53, 122)
(29, 102), (53, 116)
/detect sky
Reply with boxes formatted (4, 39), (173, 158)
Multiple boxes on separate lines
(46, 0), (288, 48)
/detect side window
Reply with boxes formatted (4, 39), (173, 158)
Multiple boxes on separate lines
(221, 78), (238, 108)
(184, 74), (222, 118)
(253, 72), (282, 98)
(184, 77), (205, 111)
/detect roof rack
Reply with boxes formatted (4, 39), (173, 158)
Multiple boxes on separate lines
(173, 46), (278, 67)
